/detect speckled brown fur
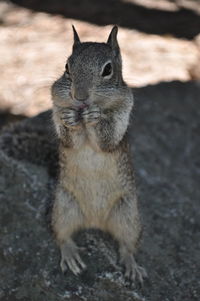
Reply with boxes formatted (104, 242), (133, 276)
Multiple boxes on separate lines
(51, 26), (146, 281)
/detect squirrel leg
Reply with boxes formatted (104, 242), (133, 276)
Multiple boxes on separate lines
(52, 186), (86, 275)
(106, 196), (147, 283)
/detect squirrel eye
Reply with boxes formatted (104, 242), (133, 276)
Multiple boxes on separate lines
(65, 63), (70, 74)
(102, 63), (112, 77)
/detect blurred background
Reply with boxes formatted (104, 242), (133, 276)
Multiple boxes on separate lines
(0, 0), (199, 124)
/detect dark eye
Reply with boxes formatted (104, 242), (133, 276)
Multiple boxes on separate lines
(102, 63), (112, 77)
(65, 63), (70, 74)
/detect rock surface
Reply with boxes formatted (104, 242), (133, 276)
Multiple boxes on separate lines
(0, 81), (200, 300)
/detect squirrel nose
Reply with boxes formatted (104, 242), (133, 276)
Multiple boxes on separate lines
(71, 84), (89, 102)
(74, 96), (88, 102)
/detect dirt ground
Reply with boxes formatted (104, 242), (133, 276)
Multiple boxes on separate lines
(0, 0), (200, 117)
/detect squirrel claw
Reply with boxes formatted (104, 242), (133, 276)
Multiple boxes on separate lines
(60, 240), (87, 276)
(82, 104), (101, 125)
(60, 108), (80, 128)
(120, 252), (147, 284)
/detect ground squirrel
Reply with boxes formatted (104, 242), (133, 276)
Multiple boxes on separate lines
(51, 26), (146, 282)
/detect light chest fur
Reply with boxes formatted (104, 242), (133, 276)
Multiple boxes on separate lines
(61, 144), (124, 227)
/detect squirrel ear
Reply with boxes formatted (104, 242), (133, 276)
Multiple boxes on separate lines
(107, 25), (119, 50)
(72, 25), (81, 46)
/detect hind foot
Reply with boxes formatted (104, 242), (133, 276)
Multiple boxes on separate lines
(60, 239), (86, 276)
(119, 246), (147, 284)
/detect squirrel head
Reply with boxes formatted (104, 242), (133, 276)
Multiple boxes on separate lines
(52, 26), (129, 109)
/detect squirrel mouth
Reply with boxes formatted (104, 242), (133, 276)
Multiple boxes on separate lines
(76, 103), (88, 110)
(73, 101), (89, 110)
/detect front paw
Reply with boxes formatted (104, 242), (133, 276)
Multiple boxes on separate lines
(82, 104), (101, 125)
(60, 108), (80, 128)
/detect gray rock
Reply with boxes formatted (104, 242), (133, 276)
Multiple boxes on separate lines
(0, 81), (200, 300)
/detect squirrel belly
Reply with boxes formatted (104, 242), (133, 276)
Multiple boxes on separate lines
(59, 143), (128, 229)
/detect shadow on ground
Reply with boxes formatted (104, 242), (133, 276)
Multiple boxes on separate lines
(0, 80), (200, 300)
(8, 0), (200, 39)
(0, 111), (26, 131)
